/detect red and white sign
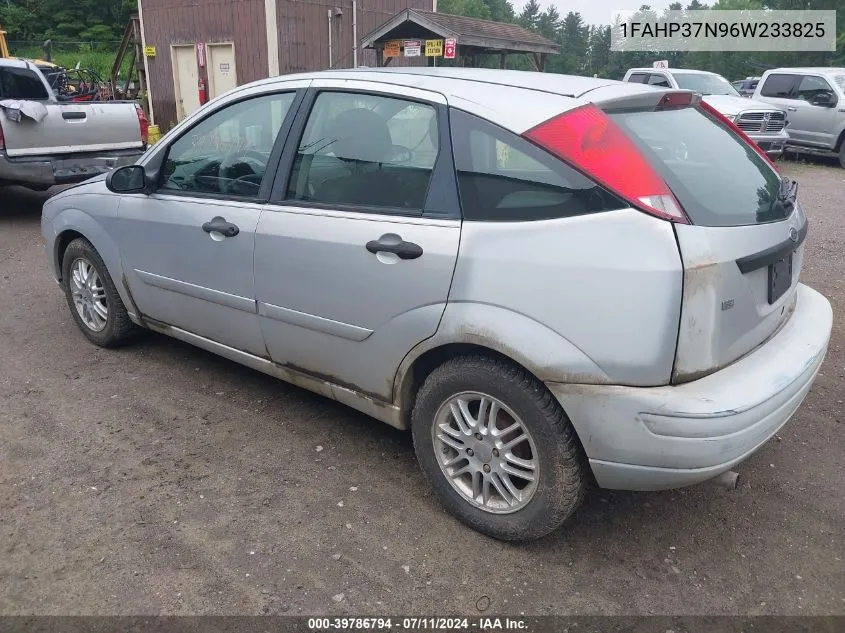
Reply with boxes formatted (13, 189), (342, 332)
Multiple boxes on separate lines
(652, 59), (668, 68)
(403, 40), (421, 57)
(444, 38), (456, 59)
(196, 42), (206, 68)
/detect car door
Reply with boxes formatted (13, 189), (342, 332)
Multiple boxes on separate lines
(757, 73), (802, 141)
(253, 81), (461, 401)
(116, 87), (304, 355)
(789, 74), (840, 148)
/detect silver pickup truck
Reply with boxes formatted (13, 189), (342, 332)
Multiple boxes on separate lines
(0, 58), (147, 190)
(752, 67), (845, 169)
(623, 67), (789, 156)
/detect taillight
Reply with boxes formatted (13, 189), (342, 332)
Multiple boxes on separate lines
(0, 119), (5, 150)
(698, 100), (779, 171)
(135, 104), (150, 146)
(523, 104), (688, 223)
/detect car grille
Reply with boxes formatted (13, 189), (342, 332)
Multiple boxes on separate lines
(736, 111), (786, 134)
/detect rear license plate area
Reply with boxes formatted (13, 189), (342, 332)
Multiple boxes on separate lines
(768, 254), (793, 304)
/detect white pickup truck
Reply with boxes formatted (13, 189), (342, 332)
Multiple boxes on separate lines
(623, 67), (789, 156)
(0, 58), (147, 190)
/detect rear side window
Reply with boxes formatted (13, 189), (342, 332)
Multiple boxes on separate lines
(760, 74), (798, 98)
(648, 74), (671, 87)
(628, 73), (648, 83)
(610, 107), (784, 227)
(0, 67), (49, 100)
(450, 109), (625, 222)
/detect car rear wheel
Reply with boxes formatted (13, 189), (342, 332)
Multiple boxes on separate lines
(838, 143), (845, 169)
(61, 238), (139, 347)
(411, 355), (587, 541)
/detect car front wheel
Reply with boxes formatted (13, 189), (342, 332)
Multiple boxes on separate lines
(411, 355), (587, 541)
(61, 237), (139, 347)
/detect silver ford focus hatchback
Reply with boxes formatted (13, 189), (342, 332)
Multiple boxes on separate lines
(42, 68), (832, 540)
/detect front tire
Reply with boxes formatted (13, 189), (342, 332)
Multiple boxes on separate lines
(61, 238), (139, 347)
(411, 356), (587, 541)
(838, 143), (845, 169)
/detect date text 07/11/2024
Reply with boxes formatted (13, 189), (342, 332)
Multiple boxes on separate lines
(307, 617), (529, 631)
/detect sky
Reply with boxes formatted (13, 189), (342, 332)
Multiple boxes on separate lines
(510, 0), (676, 27)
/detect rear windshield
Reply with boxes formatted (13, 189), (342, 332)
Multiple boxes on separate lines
(0, 67), (49, 100)
(610, 107), (785, 227)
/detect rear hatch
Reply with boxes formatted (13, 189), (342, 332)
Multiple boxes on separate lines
(2, 101), (144, 158)
(609, 102), (805, 382)
(0, 62), (143, 158)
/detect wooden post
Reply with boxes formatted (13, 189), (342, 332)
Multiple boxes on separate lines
(499, 52), (506, 69)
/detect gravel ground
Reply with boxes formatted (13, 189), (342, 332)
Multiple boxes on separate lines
(0, 160), (842, 616)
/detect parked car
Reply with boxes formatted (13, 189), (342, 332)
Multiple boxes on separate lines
(623, 68), (789, 155)
(731, 76), (761, 97)
(752, 67), (845, 168)
(0, 58), (147, 190)
(41, 68), (832, 541)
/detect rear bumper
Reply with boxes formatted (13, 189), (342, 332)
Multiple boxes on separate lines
(548, 283), (832, 491)
(0, 150), (142, 187)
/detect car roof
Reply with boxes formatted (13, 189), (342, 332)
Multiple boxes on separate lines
(251, 67), (646, 100)
(628, 68), (716, 76)
(0, 58), (32, 70)
(766, 67), (845, 76)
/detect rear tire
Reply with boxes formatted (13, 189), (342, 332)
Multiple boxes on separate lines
(838, 144), (845, 169)
(411, 355), (587, 541)
(61, 238), (139, 348)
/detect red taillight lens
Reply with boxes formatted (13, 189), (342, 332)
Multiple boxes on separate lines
(698, 100), (778, 171)
(135, 104), (150, 146)
(0, 119), (5, 151)
(523, 103), (688, 223)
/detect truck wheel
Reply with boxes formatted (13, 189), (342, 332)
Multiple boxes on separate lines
(61, 238), (139, 347)
(411, 355), (587, 541)
(839, 144), (845, 169)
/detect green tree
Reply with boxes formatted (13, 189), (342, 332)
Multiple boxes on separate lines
(518, 0), (541, 30)
(438, 0), (491, 20)
(537, 6), (561, 41)
(482, 0), (516, 23)
(0, 0), (46, 40)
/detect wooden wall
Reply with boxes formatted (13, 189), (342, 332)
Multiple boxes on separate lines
(141, 0), (433, 128)
(275, 0), (433, 73)
(141, 0), (269, 128)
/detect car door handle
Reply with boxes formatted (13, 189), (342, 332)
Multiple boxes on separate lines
(202, 216), (239, 237)
(366, 234), (423, 260)
(787, 106), (797, 111)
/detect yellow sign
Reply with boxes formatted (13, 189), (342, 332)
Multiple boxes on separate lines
(383, 40), (401, 58)
(144, 45), (156, 58)
(425, 40), (443, 57)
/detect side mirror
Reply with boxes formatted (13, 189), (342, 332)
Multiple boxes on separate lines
(106, 165), (148, 194)
(810, 92), (836, 107)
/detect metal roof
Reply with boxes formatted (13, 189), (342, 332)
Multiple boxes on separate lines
(359, 9), (560, 55)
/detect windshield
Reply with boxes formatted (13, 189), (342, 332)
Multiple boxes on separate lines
(610, 107), (787, 227)
(672, 72), (739, 96)
(834, 75), (845, 91)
